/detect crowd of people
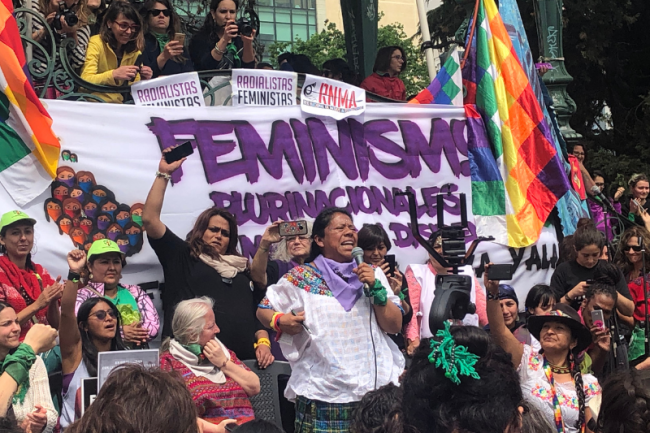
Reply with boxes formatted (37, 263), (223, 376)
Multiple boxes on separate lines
(1, 144), (650, 433)
(26, 0), (409, 102)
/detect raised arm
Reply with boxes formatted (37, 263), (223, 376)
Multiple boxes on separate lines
(142, 147), (186, 240)
(250, 221), (283, 288)
(484, 264), (524, 369)
(60, 250), (86, 375)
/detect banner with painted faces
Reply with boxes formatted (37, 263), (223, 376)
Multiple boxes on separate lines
(2, 100), (557, 296)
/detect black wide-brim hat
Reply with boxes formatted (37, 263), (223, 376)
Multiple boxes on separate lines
(528, 303), (593, 354)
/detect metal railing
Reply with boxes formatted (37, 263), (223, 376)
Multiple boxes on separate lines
(15, 7), (402, 105)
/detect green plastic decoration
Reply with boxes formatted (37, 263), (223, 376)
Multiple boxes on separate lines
(428, 321), (481, 385)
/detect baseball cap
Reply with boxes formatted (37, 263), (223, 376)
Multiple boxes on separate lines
(87, 239), (124, 262)
(0, 210), (37, 233)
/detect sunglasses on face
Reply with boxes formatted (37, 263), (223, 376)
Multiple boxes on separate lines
(595, 183), (605, 187)
(626, 245), (643, 252)
(114, 21), (140, 33)
(149, 9), (170, 17)
(90, 309), (117, 321)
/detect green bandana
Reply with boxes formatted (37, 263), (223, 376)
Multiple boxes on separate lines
(226, 42), (241, 67)
(365, 279), (388, 306)
(1, 344), (36, 404)
(428, 322), (481, 385)
(153, 32), (170, 54)
(183, 343), (203, 357)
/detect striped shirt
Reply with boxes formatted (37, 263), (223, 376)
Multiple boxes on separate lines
(30, 0), (91, 75)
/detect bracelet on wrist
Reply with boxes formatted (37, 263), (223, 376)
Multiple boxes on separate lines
(270, 312), (284, 332)
(254, 338), (271, 349)
(67, 270), (80, 283)
(214, 43), (226, 55)
(486, 291), (499, 301)
(564, 293), (573, 303)
(156, 171), (171, 180)
(258, 245), (269, 253)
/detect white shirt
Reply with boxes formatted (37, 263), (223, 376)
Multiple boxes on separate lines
(518, 344), (601, 433)
(12, 356), (58, 433)
(262, 265), (405, 403)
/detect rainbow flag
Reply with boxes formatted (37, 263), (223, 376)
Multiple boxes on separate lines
(0, 0), (60, 206)
(463, 0), (570, 247)
(409, 46), (463, 106)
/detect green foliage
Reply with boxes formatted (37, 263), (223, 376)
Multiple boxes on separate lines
(267, 16), (429, 97)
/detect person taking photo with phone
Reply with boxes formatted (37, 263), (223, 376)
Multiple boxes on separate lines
(188, 0), (256, 71)
(142, 147), (273, 368)
(486, 264), (602, 433)
(81, 1), (153, 103)
(141, 0), (194, 78)
(403, 230), (487, 356)
(550, 225), (634, 318)
(256, 207), (404, 433)
(358, 223), (412, 350)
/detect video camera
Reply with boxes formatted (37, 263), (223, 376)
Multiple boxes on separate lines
(395, 188), (493, 332)
(53, 1), (78, 31)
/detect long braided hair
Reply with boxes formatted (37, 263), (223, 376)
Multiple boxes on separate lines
(568, 347), (587, 432)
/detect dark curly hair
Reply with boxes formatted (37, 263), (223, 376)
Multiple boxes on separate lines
(596, 369), (650, 433)
(401, 326), (522, 433)
(350, 383), (415, 433)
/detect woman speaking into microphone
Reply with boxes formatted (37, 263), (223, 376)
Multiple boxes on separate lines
(256, 207), (404, 433)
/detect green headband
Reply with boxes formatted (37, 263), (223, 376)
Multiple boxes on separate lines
(428, 322), (481, 385)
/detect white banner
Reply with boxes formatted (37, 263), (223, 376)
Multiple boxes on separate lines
(301, 74), (366, 120)
(231, 69), (297, 106)
(2, 100), (557, 309)
(131, 72), (204, 107)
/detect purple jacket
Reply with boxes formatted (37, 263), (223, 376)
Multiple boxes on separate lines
(75, 282), (160, 340)
(588, 197), (621, 242)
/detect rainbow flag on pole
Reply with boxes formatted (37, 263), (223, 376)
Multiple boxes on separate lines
(463, 0), (570, 247)
(0, 0), (60, 206)
(409, 46), (463, 106)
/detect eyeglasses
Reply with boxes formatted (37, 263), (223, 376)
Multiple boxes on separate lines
(114, 21), (140, 33)
(287, 235), (311, 243)
(626, 245), (643, 252)
(392, 55), (404, 61)
(149, 9), (170, 17)
(90, 309), (117, 321)
(595, 183), (605, 187)
(208, 227), (230, 237)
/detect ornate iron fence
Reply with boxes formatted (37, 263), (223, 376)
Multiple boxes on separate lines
(14, 7), (399, 105)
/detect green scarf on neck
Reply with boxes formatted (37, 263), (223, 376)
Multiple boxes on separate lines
(183, 343), (203, 357)
(153, 32), (170, 54)
(0, 344), (36, 404)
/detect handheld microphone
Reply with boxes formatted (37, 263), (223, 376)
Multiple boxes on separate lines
(590, 185), (616, 212)
(351, 247), (370, 291)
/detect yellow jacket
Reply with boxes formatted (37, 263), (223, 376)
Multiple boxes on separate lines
(81, 35), (142, 104)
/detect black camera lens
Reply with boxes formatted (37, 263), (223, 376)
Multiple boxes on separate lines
(236, 17), (253, 37)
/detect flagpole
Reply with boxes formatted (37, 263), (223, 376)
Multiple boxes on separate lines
(415, 0), (436, 82)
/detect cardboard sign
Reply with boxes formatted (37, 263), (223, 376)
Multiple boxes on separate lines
(231, 69), (297, 106)
(131, 72), (204, 107)
(300, 74), (366, 120)
(97, 349), (159, 389)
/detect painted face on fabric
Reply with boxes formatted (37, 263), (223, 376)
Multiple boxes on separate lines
(58, 218), (72, 234)
(92, 232), (106, 241)
(116, 211), (130, 227)
(79, 219), (94, 234)
(64, 201), (82, 219)
(57, 169), (75, 187)
(84, 202), (98, 218)
(46, 202), (62, 222)
(53, 186), (69, 202)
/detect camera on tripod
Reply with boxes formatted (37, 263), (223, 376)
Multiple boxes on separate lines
(53, 1), (78, 31)
(395, 188), (493, 332)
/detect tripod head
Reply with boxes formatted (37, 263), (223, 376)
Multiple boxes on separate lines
(394, 188), (493, 332)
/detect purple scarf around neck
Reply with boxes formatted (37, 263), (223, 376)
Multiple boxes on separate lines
(312, 254), (364, 311)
